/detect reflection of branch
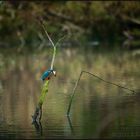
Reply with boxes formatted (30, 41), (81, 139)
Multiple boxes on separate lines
(32, 121), (43, 136)
(67, 71), (135, 116)
(67, 115), (74, 135)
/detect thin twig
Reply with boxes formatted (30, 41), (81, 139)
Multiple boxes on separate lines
(38, 18), (68, 70)
(38, 18), (56, 70)
(67, 70), (135, 116)
(38, 18), (55, 47)
(55, 34), (70, 48)
(82, 71), (135, 93)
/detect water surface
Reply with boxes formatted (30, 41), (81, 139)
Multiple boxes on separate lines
(0, 48), (140, 139)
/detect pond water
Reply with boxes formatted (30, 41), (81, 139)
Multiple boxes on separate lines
(0, 47), (140, 139)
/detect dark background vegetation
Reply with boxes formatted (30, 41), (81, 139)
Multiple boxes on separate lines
(0, 1), (140, 50)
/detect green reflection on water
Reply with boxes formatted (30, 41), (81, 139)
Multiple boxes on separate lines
(0, 47), (140, 139)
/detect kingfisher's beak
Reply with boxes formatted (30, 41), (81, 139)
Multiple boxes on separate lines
(53, 71), (56, 76)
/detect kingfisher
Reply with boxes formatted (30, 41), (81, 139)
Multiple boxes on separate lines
(41, 69), (56, 81)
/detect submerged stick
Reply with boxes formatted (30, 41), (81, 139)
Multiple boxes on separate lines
(67, 70), (135, 116)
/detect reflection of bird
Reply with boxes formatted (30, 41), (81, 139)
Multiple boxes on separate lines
(41, 69), (56, 81)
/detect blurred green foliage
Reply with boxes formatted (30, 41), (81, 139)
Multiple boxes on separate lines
(0, 1), (140, 48)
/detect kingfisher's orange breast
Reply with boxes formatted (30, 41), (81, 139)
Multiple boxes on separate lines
(45, 77), (50, 80)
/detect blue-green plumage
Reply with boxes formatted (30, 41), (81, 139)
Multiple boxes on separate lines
(41, 69), (53, 81)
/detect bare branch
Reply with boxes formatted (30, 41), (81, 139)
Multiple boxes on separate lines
(67, 70), (135, 116)
(38, 18), (55, 48)
(38, 18), (56, 70)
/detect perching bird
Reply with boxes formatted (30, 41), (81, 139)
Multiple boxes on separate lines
(41, 69), (56, 81)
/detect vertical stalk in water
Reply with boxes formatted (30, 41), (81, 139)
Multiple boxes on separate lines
(32, 18), (66, 122)
(32, 18), (56, 122)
